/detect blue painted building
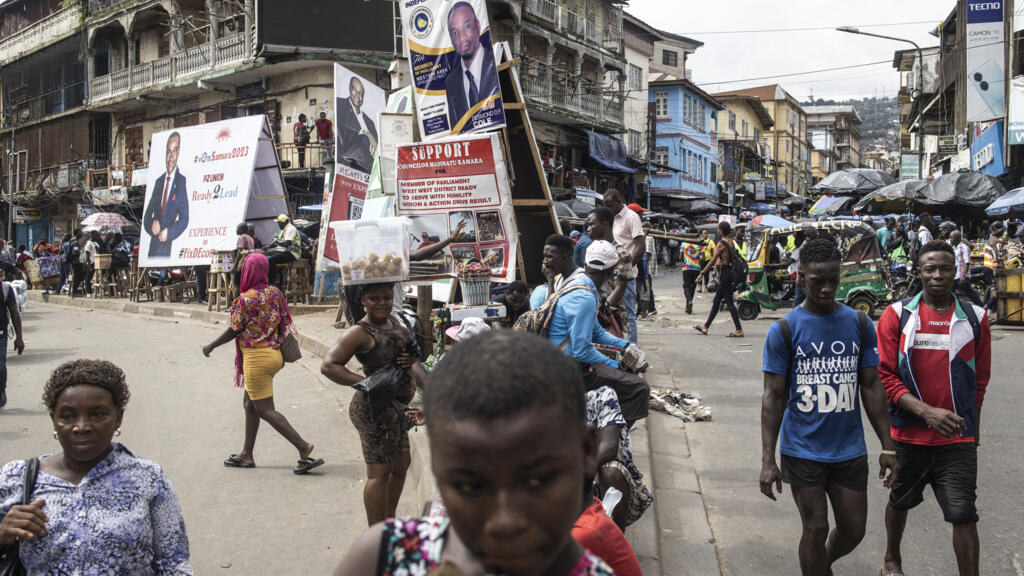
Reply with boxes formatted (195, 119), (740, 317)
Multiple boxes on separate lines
(648, 75), (724, 204)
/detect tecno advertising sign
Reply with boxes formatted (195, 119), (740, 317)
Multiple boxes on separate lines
(966, 0), (1005, 122)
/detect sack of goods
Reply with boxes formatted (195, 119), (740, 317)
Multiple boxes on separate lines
(331, 217), (411, 285)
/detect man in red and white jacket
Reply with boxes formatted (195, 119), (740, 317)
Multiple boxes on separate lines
(876, 240), (990, 576)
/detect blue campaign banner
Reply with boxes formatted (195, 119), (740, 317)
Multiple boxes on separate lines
(399, 0), (506, 141)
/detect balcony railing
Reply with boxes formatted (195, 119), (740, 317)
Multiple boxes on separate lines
(525, 0), (557, 23)
(517, 65), (625, 129)
(89, 32), (248, 103)
(0, 5), (82, 66)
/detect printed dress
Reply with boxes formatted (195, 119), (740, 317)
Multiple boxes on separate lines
(377, 517), (615, 575)
(586, 386), (654, 527)
(0, 443), (192, 575)
(229, 286), (286, 349)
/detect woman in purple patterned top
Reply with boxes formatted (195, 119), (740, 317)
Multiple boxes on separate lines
(334, 331), (615, 576)
(0, 359), (192, 575)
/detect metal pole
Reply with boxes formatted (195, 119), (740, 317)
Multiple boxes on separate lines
(7, 127), (13, 242)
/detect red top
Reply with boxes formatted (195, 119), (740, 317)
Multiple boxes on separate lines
(314, 118), (333, 140)
(572, 498), (643, 576)
(878, 302), (989, 445)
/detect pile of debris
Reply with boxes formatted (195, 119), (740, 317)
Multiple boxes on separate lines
(649, 389), (712, 422)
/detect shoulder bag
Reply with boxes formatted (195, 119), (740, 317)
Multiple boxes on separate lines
(276, 291), (302, 363)
(0, 457), (40, 576)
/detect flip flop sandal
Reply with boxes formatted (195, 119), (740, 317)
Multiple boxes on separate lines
(727, 331), (745, 338)
(293, 457), (324, 475)
(224, 454), (255, 469)
(693, 325), (708, 335)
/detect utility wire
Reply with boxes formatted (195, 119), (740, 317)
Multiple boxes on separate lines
(699, 60), (891, 87)
(669, 20), (939, 35)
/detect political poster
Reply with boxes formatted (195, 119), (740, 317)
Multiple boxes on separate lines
(139, 116), (265, 267)
(395, 133), (517, 282)
(398, 0), (506, 140)
(966, 0), (1005, 122)
(321, 65), (386, 269)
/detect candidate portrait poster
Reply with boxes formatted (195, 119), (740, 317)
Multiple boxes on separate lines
(321, 65), (387, 269)
(399, 0), (506, 140)
(139, 116), (264, 267)
(395, 133), (517, 282)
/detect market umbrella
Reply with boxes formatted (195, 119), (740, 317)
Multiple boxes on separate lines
(809, 195), (855, 216)
(915, 172), (1005, 210)
(811, 168), (896, 195)
(747, 202), (776, 214)
(851, 179), (929, 214)
(985, 187), (1024, 218)
(685, 199), (722, 213)
(782, 195), (808, 207)
(567, 198), (595, 217)
(80, 212), (131, 227)
(751, 214), (795, 228)
(554, 201), (576, 219)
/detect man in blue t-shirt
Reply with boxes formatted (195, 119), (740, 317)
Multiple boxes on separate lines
(760, 237), (899, 576)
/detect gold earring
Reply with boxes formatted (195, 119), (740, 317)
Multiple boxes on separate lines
(52, 431), (58, 440)
(115, 428), (121, 437)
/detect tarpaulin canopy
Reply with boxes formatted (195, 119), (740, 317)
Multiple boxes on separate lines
(747, 202), (777, 214)
(986, 187), (1024, 218)
(809, 195), (855, 216)
(811, 168), (896, 195)
(851, 179), (929, 214)
(586, 130), (637, 174)
(782, 195), (808, 207)
(684, 199), (723, 213)
(914, 172), (1005, 208)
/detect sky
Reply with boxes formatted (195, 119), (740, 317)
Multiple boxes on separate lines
(626, 0), (959, 102)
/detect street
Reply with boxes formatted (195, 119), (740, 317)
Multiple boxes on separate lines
(2, 282), (1023, 575)
(641, 271), (1024, 575)
(0, 304), (415, 574)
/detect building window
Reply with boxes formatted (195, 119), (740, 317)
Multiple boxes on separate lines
(655, 91), (668, 118)
(662, 50), (678, 67)
(654, 146), (669, 170)
(754, 127), (760, 143)
(628, 129), (643, 156)
(710, 162), (717, 183)
(697, 103), (705, 131)
(688, 153), (698, 176)
(628, 64), (643, 91)
(728, 111), (736, 131)
(741, 119), (749, 138)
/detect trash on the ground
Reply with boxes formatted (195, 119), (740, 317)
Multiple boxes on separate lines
(649, 389), (712, 422)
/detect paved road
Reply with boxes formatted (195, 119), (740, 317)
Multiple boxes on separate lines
(641, 270), (1024, 575)
(0, 304), (418, 574)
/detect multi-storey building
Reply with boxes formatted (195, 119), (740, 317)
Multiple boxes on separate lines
(713, 92), (774, 207)
(804, 105), (862, 172)
(713, 84), (808, 196)
(648, 75), (723, 204)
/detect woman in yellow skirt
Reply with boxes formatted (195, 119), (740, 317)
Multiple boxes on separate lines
(203, 253), (323, 474)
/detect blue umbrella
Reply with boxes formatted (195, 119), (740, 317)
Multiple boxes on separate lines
(985, 187), (1024, 217)
(748, 202), (776, 214)
(751, 214), (795, 227)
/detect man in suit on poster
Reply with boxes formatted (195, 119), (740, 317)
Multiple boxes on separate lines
(143, 131), (190, 258)
(335, 76), (378, 173)
(445, 1), (499, 131)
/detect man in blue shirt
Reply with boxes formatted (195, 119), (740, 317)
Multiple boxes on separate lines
(572, 225), (593, 269)
(542, 235), (649, 424)
(877, 217), (895, 255)
(760, 237), (898, 576)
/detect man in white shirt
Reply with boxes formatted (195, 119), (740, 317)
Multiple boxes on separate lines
(950, 230), (981, 306)
(917, 212), (934, 246)
(603, 189), (645, 344)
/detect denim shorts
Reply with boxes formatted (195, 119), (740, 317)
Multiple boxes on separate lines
(889, 441), (978, 524)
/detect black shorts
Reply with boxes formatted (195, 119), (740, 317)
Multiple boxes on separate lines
(889, 441), (978, 524)
(781, 454), (868, 492)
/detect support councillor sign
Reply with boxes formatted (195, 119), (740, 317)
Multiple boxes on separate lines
(396, 133), (517, 282)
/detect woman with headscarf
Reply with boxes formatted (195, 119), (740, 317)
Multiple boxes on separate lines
(320, 282), (425, 525)
(202, 253), (323, 474)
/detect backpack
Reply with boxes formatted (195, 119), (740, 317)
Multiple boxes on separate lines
(513, 282), (590, 338)
(295, 122), (310, 145)
(776, 309), (869, 380)
(727, 240), (748, 284)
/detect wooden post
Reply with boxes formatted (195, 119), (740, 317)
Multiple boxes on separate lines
(416, 285), (433, 361)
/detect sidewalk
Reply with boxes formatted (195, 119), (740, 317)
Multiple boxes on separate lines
(26, 289), (723, 575)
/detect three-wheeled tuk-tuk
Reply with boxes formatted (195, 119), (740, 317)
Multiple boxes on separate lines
(736, 221), (890, 320)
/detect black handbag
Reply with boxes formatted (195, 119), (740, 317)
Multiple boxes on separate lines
(353, 365), (406, 420)
(0, 457), (40, 576)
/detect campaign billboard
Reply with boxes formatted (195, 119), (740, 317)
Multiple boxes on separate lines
(139, 116), (266, 267)
(395, 133), (517, 282)
(966, 0), (1005, 122)
(398, 0), (506, 140)
(1009, 75), (1024, 145)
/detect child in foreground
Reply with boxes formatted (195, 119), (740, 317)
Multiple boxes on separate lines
(334, 330), (615, 575)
